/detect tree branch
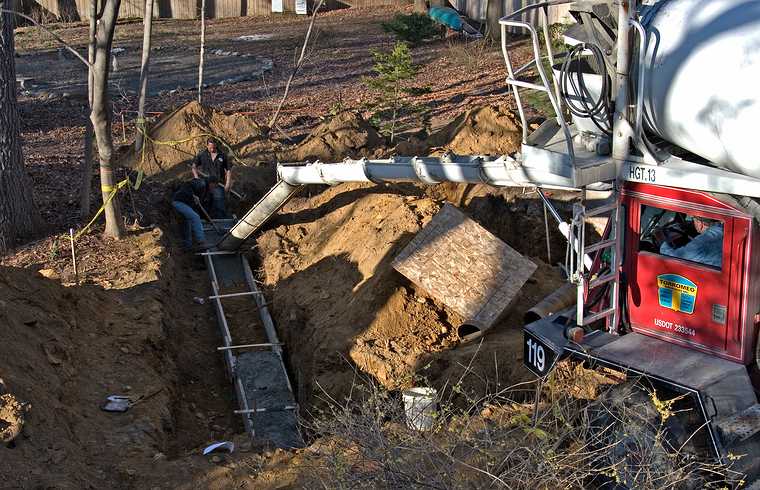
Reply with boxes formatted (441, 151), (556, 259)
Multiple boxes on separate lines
(1, 9), (90, 67)
(268, 0), (324, 129)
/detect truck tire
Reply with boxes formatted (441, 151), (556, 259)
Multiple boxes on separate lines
(586, 381), (698, 489)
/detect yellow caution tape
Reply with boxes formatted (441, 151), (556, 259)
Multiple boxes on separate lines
(74, 169), (144, 241)
(74, 113), (245, 241)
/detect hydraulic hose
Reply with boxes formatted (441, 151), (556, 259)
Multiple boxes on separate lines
(559, 43), (613, 135)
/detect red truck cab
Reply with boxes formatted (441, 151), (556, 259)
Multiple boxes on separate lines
(524, 182), (760, 472)
(622, 182), (760, 365)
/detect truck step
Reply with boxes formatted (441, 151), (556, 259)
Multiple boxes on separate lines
(716, 403), (760, 446)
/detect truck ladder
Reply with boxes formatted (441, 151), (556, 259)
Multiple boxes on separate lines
(566, 192), (622, 332)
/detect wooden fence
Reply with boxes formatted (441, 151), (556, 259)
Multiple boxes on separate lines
(19, 0), (406, 20)
(19, 0), (563, 24)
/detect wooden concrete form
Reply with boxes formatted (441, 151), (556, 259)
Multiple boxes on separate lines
(393, 203), (537, 331)
(202, 221), (302, 449)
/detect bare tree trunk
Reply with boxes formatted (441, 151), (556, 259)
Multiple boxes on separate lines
(268, 0), (323, 129)
(91, 0), (124, 239)
(197, 0), (205, 104)
(134, 0), (153, 152)
(0, 1), (42, 253)
(80, 0), (97, 220)
(81, 128), (94, 219)
(485, 0), (503, 42)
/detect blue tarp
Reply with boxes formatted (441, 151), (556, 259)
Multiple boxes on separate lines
(428, 6), (463, 31)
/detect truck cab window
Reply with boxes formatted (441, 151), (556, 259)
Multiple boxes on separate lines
(639, 205), (723, 269)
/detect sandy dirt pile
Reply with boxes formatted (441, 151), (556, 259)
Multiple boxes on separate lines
(249, 106), (564, 414)
(427, 104), (522, 155)
(251, 104), (561, 409)
(287, 111), (386, 162)
(256, 178), (569, 410)
(0, 229), (178, 488)
(256, 184), (460, 400)
(121, 101), (274, 179)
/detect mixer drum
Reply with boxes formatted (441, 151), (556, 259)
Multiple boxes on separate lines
(642, 0), (760, 178)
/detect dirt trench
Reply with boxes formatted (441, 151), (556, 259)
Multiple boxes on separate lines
(2, 101), (583, 488)
(0, 221), (276, 488)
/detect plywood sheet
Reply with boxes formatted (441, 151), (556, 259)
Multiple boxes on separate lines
(393, 203), (537, 330)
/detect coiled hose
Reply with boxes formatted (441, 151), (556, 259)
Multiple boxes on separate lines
(559, 43), (612, 135)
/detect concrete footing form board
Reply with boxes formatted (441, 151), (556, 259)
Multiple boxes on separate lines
(201, 220), (302, 449)
(392, 204), (537, 340)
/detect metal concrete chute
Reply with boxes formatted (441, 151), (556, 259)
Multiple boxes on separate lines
(217, 180), (302, 251)
(217, 153), (601, 275)
(276, 154), (579, 188)
(215, 150), (604, 253)
(276, 150), (620, 191)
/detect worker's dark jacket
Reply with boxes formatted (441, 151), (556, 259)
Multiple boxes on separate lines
(172, 180), (206, 210)
(193, 149), (229, 181)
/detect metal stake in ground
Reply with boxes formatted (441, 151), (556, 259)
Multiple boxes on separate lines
(69, 228), (78, 284)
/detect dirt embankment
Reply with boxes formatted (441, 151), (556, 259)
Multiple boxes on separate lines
(256, 182), (569, 410)
(427, 104), (522, 155)
(0, 229), (175, 488)
(286, 103), (523, 160)
(0, 226), (249, 489)
(257, 184), (458, 399)
(285, 110), (387, 162)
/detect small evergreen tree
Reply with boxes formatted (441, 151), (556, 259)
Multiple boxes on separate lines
(363, 42), (429, 142)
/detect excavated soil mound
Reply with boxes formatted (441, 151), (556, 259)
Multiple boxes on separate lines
(257, 184), (458, 399)
(122, 101), (273, 179)
(0, 231), (177, 488)
(287, 111), (386, 162)
(257, 182), (568, 409)
(427, 104), (522, 155)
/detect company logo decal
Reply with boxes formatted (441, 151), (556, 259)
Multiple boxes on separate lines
(657, 274), (697, 314)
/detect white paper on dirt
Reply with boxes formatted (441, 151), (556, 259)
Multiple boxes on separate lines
(202, 441), (235, 455)
(272, 0), (283, 13)
(295, 0), (307, 15)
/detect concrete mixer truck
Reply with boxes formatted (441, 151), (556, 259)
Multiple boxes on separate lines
(211, 0), (760, 483)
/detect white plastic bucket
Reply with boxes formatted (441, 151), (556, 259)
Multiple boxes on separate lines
(402, 387), (438, 431)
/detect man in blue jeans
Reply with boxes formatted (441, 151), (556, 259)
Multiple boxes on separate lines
(172, 178), (214, 251)
(192, 138), (231, 219)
